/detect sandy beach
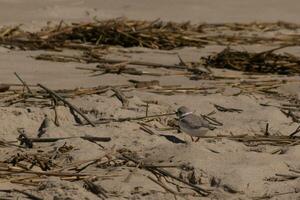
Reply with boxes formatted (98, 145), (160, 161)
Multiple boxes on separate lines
(0, 1), (300, 199)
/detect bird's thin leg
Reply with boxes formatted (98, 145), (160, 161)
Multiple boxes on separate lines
(190, 136), (194, 142)
(195, 137), (200, 142)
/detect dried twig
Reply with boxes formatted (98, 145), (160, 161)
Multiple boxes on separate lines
(14, 72), (33, 94)
(214, 104), (243, 113)
(83, 112), (176, 125)
(281, 109), (300, 123)
(0, 166), (90, 177)
(201, 114), (223, 126)
(289, 125), (300, 138)
(83, 179), (108, 199)
(37, 84), (96, 127)
(120, 153), (210, 196)
(148, 176), (179, 195)
(24, 136), (111, 143)
(111, 87), (129, 108)
(0, 189), (43, 200)
(275, 173), (300, 180)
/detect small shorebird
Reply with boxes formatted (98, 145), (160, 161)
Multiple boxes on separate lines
(176, 106), (216, 142)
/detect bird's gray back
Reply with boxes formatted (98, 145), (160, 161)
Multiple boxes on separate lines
(180, 114), (215, 130)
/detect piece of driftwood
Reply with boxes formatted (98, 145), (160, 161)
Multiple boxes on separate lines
(37, 84), (96, 127)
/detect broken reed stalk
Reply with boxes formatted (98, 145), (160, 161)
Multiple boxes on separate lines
(121, 154), (210, 196)
(111, 87), (129, 108)
(37, 84), (96, 127)
(10, 180), (40, 186)
(275, 173), (300, 179)
(91, 57), (188, 70)
(289, 168), (300, 174)
(0, 166), (90, 177)
(86, 112), (177, 125)
(14, 72), (33, 94)
(199, 135), (300, 144)
(147, 175), (179, 195)
(213, 104), (243, 113)
(83, 180), (108, 199)
(53, 100), (60, 126)
(36, 54), (189, 71)
(0, 189), (43, 200)
(289, 125), (300, 137)
(29, 136), (111, 143)
(11, 136), (111, 146)
(149, 177), (200, 196)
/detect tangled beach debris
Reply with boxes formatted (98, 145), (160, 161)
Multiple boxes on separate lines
(1, 19), (300, 50)
(0, 18), (300, 199)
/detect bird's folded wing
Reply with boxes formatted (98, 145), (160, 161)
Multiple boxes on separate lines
(181, 115), (211, 129)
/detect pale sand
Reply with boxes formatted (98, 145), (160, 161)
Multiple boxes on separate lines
(0, 1), (300, 199)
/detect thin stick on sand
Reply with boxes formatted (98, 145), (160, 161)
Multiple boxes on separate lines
(121, 154), (210, 196)
(37, 84), (96, 127)
(0, 189), (43, 200)
(29, 136), (111, 143)
(14, 72), (33, 94)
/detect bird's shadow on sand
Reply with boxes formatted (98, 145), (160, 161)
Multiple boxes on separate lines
(159, 134), (186, 144)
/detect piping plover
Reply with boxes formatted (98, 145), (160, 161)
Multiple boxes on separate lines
(176, 106), (216, 142)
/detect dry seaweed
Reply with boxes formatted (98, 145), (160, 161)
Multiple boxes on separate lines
(202, 47), (300, 75)
(2, 19), (300, 50)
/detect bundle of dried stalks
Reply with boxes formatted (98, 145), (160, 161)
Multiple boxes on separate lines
(1, 19), (300, 50)
(203, 47), (300, 74)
